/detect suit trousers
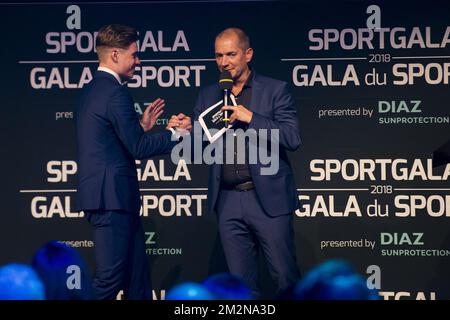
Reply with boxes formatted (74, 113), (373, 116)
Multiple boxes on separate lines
(216, 188), (300, 298)
(86, 210), (151, 300)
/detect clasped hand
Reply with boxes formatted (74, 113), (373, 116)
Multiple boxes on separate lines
(167, 113), (192, 132)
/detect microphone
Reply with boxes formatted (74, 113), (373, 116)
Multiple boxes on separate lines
(219, 70), (233, 128)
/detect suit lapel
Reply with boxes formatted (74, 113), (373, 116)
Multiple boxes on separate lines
(205, 85), (223, 112)
(249, 72), (263, 113)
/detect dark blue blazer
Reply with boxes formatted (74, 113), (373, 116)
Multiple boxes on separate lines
(75, 71), (175, 214)
(193, 72), (301, 217)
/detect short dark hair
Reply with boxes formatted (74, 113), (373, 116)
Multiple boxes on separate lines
(96, 24), (138, 58)
(216, 28), (250, 51)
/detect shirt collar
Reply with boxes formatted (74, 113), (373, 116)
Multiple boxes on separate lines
(98, 66), (122, 84)
(243, 69), (253, 88)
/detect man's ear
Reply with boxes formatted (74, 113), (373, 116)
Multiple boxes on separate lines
(111, 49), (119, 63)
(245, 47), (254, 63)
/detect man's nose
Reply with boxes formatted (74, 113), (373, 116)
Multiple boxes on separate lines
(136, 57), (141, 65)
(220, 56), (228, 67)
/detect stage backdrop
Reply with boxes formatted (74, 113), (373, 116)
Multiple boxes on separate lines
(1, 0), (449, 300)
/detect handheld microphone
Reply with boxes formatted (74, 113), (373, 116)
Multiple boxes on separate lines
(219, 70), (233, 128)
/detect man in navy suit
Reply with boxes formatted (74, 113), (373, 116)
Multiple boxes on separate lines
(193, 28), (301, 298)
(76, 24), (191, 300)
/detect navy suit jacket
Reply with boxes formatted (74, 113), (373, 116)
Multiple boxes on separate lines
(193, 72), (301, 217)
(75, 71), (176, 214)
(432, 139), (450, 167)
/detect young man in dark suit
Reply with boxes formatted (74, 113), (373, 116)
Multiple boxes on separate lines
(76, 24), (190, 300)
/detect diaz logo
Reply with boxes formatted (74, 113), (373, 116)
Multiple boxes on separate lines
(380, 232), (424, 246)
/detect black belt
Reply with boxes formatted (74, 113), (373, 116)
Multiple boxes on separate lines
(233, 181), (254, 192)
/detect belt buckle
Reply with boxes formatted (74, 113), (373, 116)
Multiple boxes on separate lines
(236, 181), (253, 192)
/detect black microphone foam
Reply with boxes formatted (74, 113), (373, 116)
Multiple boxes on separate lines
(219, 71), (233, 90)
